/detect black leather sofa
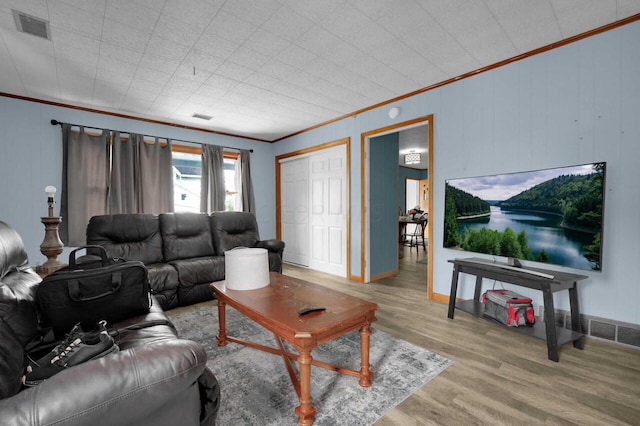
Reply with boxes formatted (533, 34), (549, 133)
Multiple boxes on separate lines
(0, 220), (220, 425)
(86, 211), (285, 310)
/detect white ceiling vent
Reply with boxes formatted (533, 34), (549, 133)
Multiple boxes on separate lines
(12, 10), (51, 40)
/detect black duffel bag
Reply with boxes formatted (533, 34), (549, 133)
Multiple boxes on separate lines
(37, 246), (151, 337)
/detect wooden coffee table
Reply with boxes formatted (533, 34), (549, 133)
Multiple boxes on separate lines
(210, 272), (378, 426)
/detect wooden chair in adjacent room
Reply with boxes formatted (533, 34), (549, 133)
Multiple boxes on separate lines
(407, 214), (428, 254)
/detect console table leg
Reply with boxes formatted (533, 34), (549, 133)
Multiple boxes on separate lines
(569, 283), (584, 350)
(447, 266), (460, 319)
(473, 275), (483, 302)
(541, 284), (559, 362)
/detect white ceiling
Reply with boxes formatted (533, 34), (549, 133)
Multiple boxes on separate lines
(1, 1), (639, 142)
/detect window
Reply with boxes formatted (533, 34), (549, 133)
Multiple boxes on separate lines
(173, 151), (201, 212)
(172, 148), (240, 212)
(223, 157), (240, 211)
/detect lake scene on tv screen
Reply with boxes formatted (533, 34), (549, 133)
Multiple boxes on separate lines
(443, 162), (605, 271)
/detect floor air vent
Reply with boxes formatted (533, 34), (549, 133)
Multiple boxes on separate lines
(12, 10), (51, 40)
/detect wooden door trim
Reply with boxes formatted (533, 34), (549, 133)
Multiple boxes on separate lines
(360, 115), (434, 299)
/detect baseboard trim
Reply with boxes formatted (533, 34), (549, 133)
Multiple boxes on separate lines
(371, 269), (399, 281)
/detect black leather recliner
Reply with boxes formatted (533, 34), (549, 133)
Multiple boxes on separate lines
(210, 211), (285, 272)
(84, 213), (180, 310)
(87, 211), (285, 310)
(0, 220), (220, 425)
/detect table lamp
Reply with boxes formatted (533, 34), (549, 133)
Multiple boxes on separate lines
(35, 185), (65, 277)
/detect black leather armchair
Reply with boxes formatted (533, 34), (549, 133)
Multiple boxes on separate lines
(210, 211), (285, 272)
(0, 220), (220, 425)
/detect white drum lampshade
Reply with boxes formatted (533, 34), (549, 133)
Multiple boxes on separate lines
(224, 247), (270, 290)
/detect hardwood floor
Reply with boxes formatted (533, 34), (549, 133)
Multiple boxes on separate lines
(282, 248), (640, 426)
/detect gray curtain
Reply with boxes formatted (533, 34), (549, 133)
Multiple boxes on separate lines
(137, 137), (174, 214)
(108, 131), (137, 214)
(109, 134), (173, 214)
(60, 124), (110, 246)
(239, 149), (256, 213)
(62, 129), (174, 245)
(200, 144), (225, 213)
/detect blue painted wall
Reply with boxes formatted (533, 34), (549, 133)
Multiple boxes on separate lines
(273, 21), (640, 325)
(1, 20), (639, 325)
(369, 133), (399, 277)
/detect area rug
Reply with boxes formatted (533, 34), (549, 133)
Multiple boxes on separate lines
(169, 305), (452, 426)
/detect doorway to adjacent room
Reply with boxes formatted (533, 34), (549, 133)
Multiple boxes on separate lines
(361, 115), (434, 299)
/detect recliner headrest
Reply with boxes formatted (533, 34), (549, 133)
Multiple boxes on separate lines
(0, 221), (29, 281)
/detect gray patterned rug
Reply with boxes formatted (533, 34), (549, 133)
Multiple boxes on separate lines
(169, 305), (453, 426)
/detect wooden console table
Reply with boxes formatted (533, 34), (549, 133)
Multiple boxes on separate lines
(447, 257), (588, 362)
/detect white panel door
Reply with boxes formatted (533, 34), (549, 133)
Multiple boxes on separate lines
(280, 156), (310, 266)
(308, 145), (347, 277)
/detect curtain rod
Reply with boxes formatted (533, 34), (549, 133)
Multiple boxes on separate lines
(50, 119), (253, 153)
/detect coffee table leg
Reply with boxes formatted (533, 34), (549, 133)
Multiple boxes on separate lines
(216, 300), (228, 346)
(295, 350), (316, 425)
(358, 324), (373, 387)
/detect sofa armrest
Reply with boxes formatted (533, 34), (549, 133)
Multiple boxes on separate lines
(254, 239), (285, 257)
(0, 340), (206, 426)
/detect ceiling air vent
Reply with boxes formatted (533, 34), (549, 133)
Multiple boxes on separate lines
(12, 10), (51, 40)
(192, 113), (213, 121)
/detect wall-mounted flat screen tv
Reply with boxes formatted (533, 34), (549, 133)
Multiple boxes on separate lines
(443, 162), (605, 271)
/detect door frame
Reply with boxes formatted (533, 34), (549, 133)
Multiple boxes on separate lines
(360, 115), (434, 298)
